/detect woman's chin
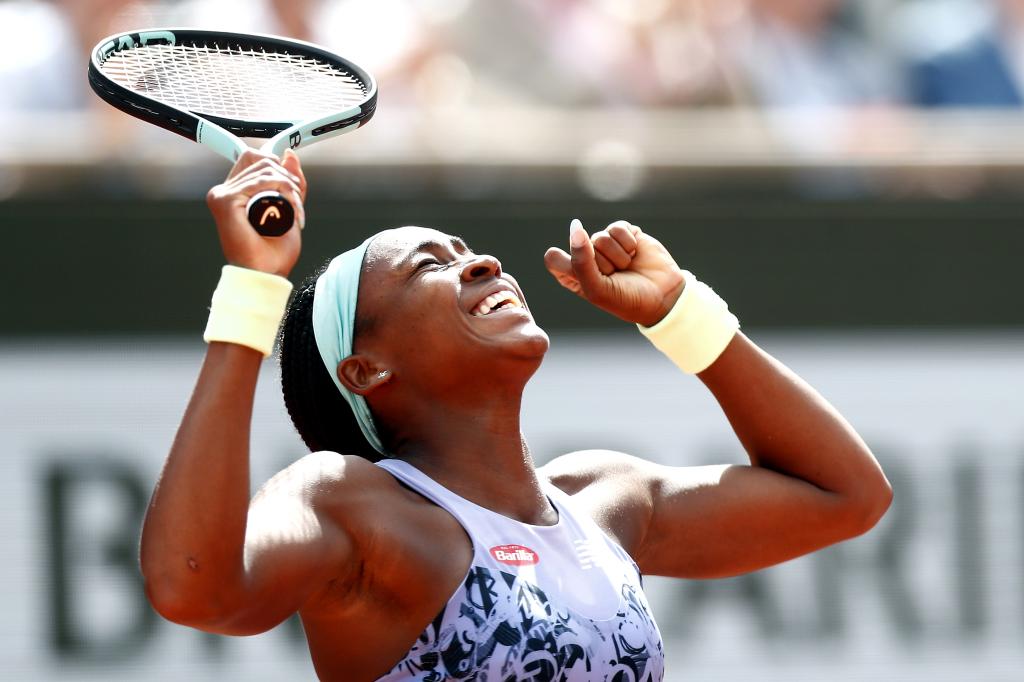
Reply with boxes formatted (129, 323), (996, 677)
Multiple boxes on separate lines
(508, 322), (550, 360)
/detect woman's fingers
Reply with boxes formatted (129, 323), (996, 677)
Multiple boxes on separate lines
(230, 158), (302, 189)
(543, 247), (583, 295)
(281, 149), (308, 200)
(548, 218), (645, 296)
(232, 170), (303, 200)
(592, 228), (633, 270)
(567, 219), (608, 294)
(207, 164), (305, 236)
(227, 149), (279, 180)
(593, 249), (616, 276)
(607, 221), (639, 255)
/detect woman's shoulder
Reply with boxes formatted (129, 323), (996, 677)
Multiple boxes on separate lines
(253, 452), (458, 560)
(252, 452), (404, 514)
(541, 449), (648, 495)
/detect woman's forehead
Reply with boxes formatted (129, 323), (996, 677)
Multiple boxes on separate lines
(367, 226), (468, 264)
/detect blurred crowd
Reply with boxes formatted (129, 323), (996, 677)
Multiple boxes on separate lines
(6, 0), (1024, 113)
(6, 0), (1024, 197)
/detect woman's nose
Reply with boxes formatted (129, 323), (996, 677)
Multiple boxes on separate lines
(461, 254), (502, 281)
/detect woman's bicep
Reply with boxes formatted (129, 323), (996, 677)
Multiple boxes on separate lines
(215, 497), (356, 634)
(163, 454), (360, 636)
(634, 463), (869, 580)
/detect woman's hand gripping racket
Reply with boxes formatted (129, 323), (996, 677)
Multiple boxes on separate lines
(89, 29), (376, 236)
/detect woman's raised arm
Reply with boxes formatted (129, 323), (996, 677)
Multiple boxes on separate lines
(544, 219), (891, 578)
(139, 150), (355, 633)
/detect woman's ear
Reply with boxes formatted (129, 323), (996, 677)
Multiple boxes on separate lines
(337, 355), (393, 396)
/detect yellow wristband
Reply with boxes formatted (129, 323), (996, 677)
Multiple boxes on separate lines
(638, 270), (740, 374)
(203, 265), (294, 357)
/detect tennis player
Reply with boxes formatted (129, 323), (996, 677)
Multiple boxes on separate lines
(140, 150), (892, 681)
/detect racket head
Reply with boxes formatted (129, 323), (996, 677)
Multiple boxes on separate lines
(88, 28), (377, 143)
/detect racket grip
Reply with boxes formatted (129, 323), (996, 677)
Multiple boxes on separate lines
(246, 191), (295, 237)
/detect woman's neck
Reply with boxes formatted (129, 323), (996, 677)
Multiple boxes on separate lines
(393, 401), (557, 526)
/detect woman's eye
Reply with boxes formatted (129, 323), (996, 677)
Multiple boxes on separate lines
(416, 259), (451, 271)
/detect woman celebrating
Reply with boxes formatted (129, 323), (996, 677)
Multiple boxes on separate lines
(140, 150), (892, 681)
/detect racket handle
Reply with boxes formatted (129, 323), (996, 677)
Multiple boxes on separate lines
(246, 191), (295, 237)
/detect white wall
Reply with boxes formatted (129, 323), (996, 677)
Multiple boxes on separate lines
(2, 332), (1022, 681)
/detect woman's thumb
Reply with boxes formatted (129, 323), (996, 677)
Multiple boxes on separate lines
(569, 219), (602, 294)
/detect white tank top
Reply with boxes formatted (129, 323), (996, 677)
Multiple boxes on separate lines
(374, 458), (665, 682)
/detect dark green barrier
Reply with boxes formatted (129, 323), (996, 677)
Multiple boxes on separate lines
(2, 196), (1021, 335)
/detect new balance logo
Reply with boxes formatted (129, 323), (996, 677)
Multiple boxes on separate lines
(490, 544), (539, 566)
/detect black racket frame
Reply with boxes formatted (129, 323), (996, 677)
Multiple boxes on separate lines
(88, 28), (377, 143)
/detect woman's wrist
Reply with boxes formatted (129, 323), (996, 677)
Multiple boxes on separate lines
(203, 265), (294, 357)
(639, 276), (687, 328)
(637, 270), (740, 374)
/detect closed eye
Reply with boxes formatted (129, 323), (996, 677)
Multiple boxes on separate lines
(414, 258), (454, 272)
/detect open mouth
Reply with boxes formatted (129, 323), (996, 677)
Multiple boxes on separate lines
(470, 289), (524, 317)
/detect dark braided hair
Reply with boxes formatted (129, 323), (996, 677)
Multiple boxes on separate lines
(278, 263), (383, 461)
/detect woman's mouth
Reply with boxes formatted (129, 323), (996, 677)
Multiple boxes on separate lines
(470, 290), (524, 317)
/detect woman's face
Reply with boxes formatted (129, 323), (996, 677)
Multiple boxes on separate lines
(353, 226), (550, 397)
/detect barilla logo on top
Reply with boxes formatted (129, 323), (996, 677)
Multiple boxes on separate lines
(489, 544), (539, 566)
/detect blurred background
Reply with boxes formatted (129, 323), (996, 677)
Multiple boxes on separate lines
(2, 0), (1023, 680)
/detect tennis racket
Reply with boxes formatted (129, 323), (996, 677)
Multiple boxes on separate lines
(89, 29), (377, 236)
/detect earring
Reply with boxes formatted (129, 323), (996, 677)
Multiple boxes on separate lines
(377, 370), (389, 379)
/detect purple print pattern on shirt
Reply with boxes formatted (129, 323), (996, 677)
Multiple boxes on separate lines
(382, 565), (665, 681)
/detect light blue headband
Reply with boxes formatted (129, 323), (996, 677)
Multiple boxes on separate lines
(311, 234), (386, 455)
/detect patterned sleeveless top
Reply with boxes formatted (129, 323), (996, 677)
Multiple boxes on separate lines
(374, 459), (665, 682)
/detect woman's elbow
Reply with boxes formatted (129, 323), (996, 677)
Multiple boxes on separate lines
(843, 472), (894, 538)
(144, 581), (193, 625)
(144, 577), (205, 626)
(142, 571), (231, 630)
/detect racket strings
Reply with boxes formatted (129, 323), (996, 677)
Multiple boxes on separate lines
(99, 43), (368, 121)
